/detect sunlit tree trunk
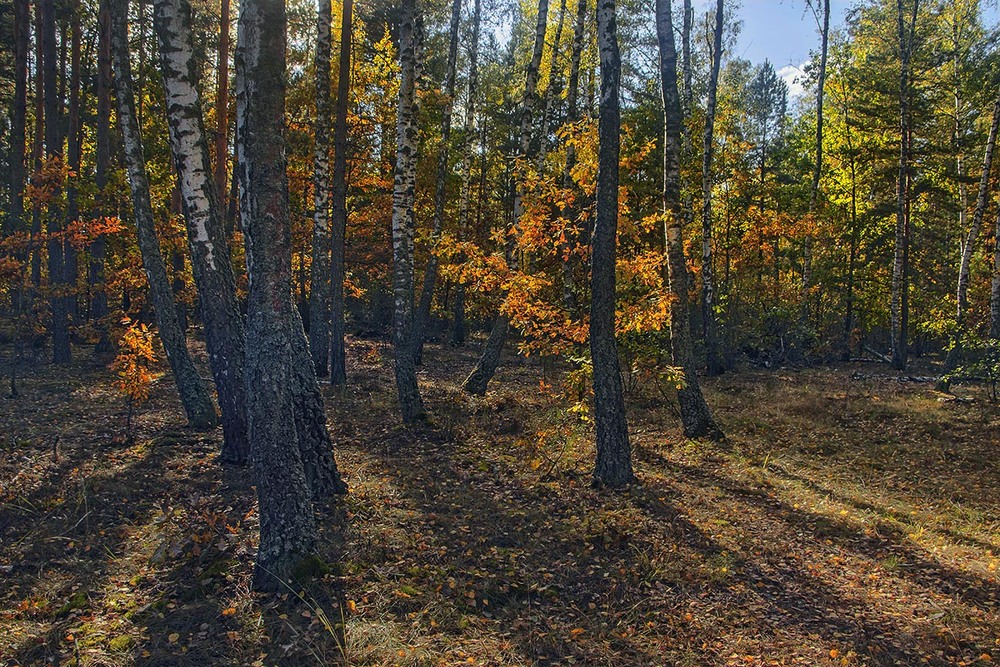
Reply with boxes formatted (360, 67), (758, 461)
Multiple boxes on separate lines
(801, 0), (829, 320)
(153, 0), (249, 462)
(391, 0), (427, 422)
(329, 0), (353, 385)
(450, 0), (482, 347)
(537, 0), (566, 163)
(591, 0), (632, 488)
(308, 0), (333, 376)
(656, 0), (723, 441)
(110, 0), (217, 430)
(413, 0), (462, 363)
(236, 0), (318, 592)
(463, 0), (549, 395)
(701, 0), (724, 376)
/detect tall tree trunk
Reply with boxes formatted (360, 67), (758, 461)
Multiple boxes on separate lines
(992, 205), (1000, 339)
(537, 0), (567, 163)
(463, 0), (549, 395)
(947, 93), (1000, 361)
(153, 0), (249, 462)
(110, 0), (218, 430)
(214, 0), (230, 207)
(31, 0), (43, 289)
(43, 0), (71, 364)
(890, 0), (917, 370)
(450, 0), (482, 347)
(236, 0), (318, 592)
(7, 0), (29, 241)
(681, 0), (693, 121)
(64, 1), (81, 325)
(558, 0), (586, 315)
(412, 0), (462, 363)
(91, 0), (112, 354)
(391, 0), (427, 423)
(328, 0), (353, 385)
(700, 0), (724, 376)
(308, 0), (334, 376)
(801, 0), (829, 322)
(591, 0), (632, 488)
(656, 0), (723, 441)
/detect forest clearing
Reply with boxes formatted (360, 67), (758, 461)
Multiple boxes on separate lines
(1, 339), (998, 666)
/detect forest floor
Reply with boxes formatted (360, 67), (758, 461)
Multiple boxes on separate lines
(1, 336), (998, 667)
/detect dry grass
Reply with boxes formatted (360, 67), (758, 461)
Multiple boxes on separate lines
(1, 338), (998, 666)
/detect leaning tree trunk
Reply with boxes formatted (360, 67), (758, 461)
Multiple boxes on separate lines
(450, 0), (482, 347)
(110, 0), (217, 430)
(801, 0), (829, 323)
(701, 0), (724, 376)
(390, 0), (427, 423)
(329, 0), (354, 386)
(153, 0), (249, 462)
(463, 0), (549, 395)
(558, 0), (587, 315)
(947, 92), (1000, 362)
(91, 0), (113, 354)
(591, 0), (632, 488)
(236, 0), (318, 592)
(891, 0), (917, 370)
(412, 0), (462, 364)
(308, 0), (333, 376)
(656, 0), (723, 441)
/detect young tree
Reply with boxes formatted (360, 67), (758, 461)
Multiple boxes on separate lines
(329, 0), (354, 386)
(656, 0), (723, 441)
(463, 0), (550, 395)
(236, 0), (318, 591)
(591, 0), (632, 488)
(700, 0), (724, 375)
(390, 0), (427, 423)
(110, 0), (218, 430)
(308, 0), (333, 376)
(152, 0), (249, 462)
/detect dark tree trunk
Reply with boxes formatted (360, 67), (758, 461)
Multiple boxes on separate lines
(64, 3), (82, 327)
(559, 0), (586, 315)
(463, 0), (549, 395)
(390, 0), (427, 422)
(412, 0), (462, 363)
(656, 0), (723, 441)
(591, 0), (632, 488)
(110, 0), (218, 430)
(91, 0), (113, 354)
(537, 0), (567, 163)
(7, 0), (29, 241)
(153, 0), (249, 463)
(215, 0), (230, 207)
(236, 0), (319, 592)
(701, 0), (724, 376)
(328, 0), (353, 386)
(308, 0), (333, 376)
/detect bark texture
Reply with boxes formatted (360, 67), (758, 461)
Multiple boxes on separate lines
(7, 0), (29, 241)
(700, 0), (724, 376)
(236, 0), (318, 592)
(559, 0), (587, 315)
(153, 0), (249, 462)
(656, 0), (723, 441)
(463, 0), (549, 395)
(110, 0), (218, 431)
(391, 0), (427, 422)
(329, 0), (354, 386)
(215, 0), (230, 206)
(91, 0), (113, 354)
(591, 0), (632, 488)
(308, 0), (333, 376)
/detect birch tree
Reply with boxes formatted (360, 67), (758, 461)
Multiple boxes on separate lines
(109, 0), (218, 430)
(701, 0), (724, 375)
(591, 0), (632, 488)
(656, 0), (723, 441)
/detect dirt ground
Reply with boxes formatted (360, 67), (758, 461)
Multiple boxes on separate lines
(1, 337), (998, 666)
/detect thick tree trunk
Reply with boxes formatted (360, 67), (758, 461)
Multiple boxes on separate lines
(215, 0), (230, 207)
(700, 0), (724, 376)
(591, 0), (632, 488)
(153, 0), (249, 462)
(890, 0), (917, 370)
(91, 0), (112, 354)
(390, 0), (427, 422)
(236, 0), (318, 592)
(463, 0), (549, 395)
(308, 0), (333, 376)
(801, 0), (829, 318)
(656, 0), (723, 441)
(7, 0), (29, 241)
(329, 0), (353, 386)
(450, 0), (482, 347)
(948, 92), (1000, 356)
(110, 0), (218, 430)
(412, 0), (462, 363)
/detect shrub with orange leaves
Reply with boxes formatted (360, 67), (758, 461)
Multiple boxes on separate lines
(112, 318), (157, 440)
